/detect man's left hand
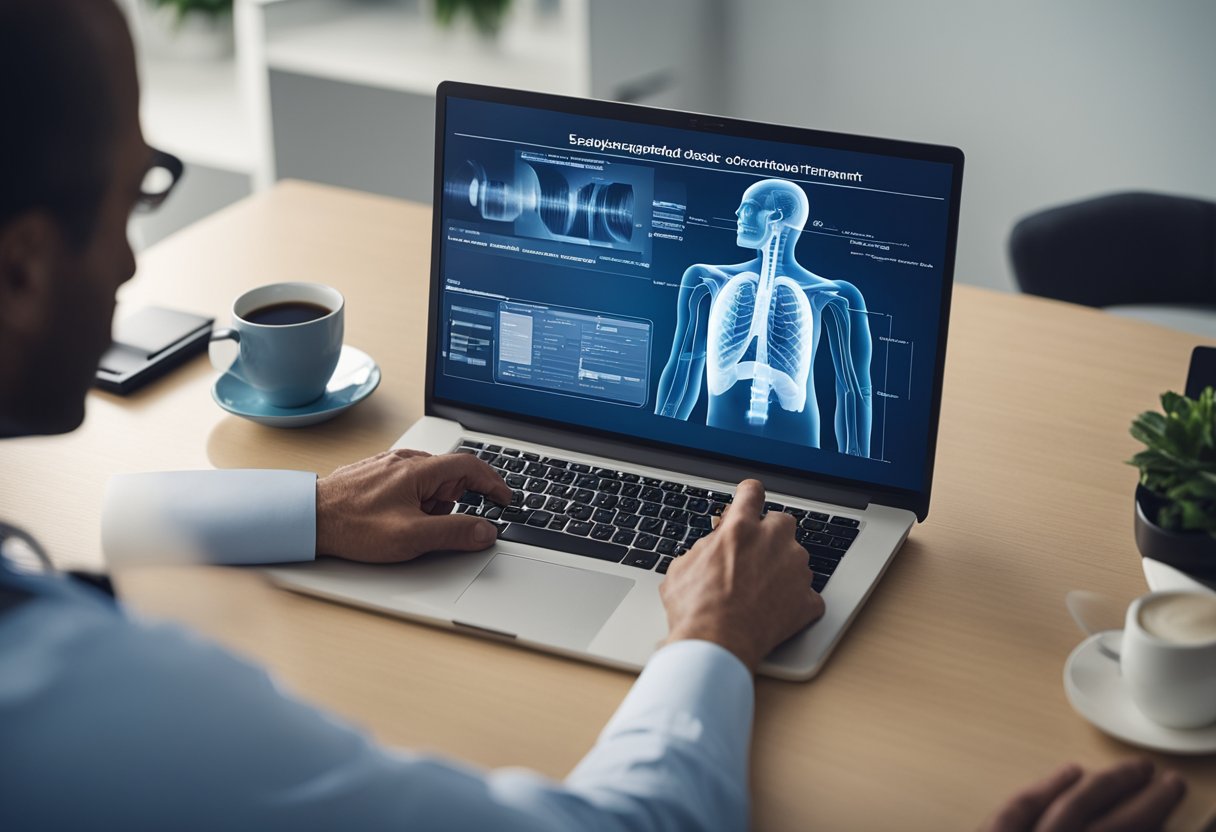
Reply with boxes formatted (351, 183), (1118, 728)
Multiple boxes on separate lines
(315, 450), (510, 563)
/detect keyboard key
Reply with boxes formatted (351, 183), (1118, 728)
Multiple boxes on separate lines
(809, 555), (839, 575)
(619, 473), (640, 483)
(616, 513), (640, 529)
(640, 486), (663, 502)
(663, 492), (688, 508)
(812, 573), (829, 593)
(686, 498), (710, 514)
(455, 446), (478, 455)
(689, 514), (713, 529)
(483, 505), (503, 521)
(685, 527), (710, 543)
(683, 486), (709, 498)
(591, 524), (615, 541)
(663, 522), (686, 539)
(656, 538), (676, 555)
(638, 502), (661, 517)
(477, 451), (496, 462)
(575, 474), (600, 489)
(526, 510), (552, 527)
(593, 468), (618, 479)
(523, 493), (547, 509)
(546, 484), (571, 498)
(784, 507), (808, 519)
(661, 481), (684, 492)
(808, 511), (829, 522)
(505, 474), (526, 488)
(634, 533), (659, 551)
(499, 523), (626, 563)
(501, 448), (521, 457)
(642, 477), (662, 486)
(764, 501), (785, 513)
(592, 493), (618, 509)
(673, 544), (690, 556)
(556, 470), (577, 485)
(624, 550), (660, 570)
(524, 463), (547, 477)
(802, 542), (841, 562)
(620, 483), (641, 498)
(542, 457), (567, 468)
(485, 444), (502, 453)
(830, 516), (860, 528)
(612, 529), (637, 546)
(521, 451), (540, 461)
(800, 518), (826, 532)
(571, 489), (595, 504)
(639, 517), (664, 533)
(567, 520), (593, 536)
(593, 508), (616, 524)
(569, 463), (591, 473)
(545, 497), (569, 513)
(509, 490), (525, 507)
(503, 458), (526, 473)
(708, 491), (732, 502)
(460, 440), (484, 449)
(599, 480), (622, 495)
(830, 536), (851, 550)
(457, 491), (482, 506)
(656, 556), (674, 574)
(570, 504), (594, 521)
(548, 515), (570, 531)
(617, 496), (641, 513)
(709, 502), (727, 517)
(501, 507), (531, 523)
(659, 507), (689, 524)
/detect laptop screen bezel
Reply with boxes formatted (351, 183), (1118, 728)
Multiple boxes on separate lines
(425, 81), (964, 521)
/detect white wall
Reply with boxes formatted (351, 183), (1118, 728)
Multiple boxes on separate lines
(721, 0), (1216, 291)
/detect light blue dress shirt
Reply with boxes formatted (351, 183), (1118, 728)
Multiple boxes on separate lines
(2, 470), (755, 831)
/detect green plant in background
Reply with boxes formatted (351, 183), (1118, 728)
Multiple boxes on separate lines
(1128, 386), (1216, 534)
(148, 0), (233, 24)
(434, 0), (513, 37)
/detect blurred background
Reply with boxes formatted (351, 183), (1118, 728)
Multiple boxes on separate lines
(119, 0), (1216, 301)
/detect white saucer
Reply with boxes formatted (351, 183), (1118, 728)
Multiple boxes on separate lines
(211, 345), (380, 428)
(1064, 633), (1216, 755)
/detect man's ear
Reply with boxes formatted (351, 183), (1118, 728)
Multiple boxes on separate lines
(0, 212), (59, 339)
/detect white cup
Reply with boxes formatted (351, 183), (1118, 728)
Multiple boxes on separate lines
(1121, 591), (1216, 729)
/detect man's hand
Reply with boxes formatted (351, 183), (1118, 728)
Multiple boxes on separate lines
(980, 759), (1186, 832)
(659, 479), (825, 672)
(315, 449), (511, 563)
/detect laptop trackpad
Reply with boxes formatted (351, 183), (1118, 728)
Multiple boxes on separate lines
(452, 554), (634, 652)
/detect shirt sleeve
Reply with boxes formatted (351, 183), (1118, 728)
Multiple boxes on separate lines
(0, 582), (754, 832)
(101, 469), (317, 566)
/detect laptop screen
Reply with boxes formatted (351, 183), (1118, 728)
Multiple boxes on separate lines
(430, 90), (960, 496)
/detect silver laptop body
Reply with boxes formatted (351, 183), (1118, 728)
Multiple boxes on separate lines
(267, 83), (964, 681)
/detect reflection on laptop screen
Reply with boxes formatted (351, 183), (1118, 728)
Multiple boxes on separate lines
(432, 94), (956, 494)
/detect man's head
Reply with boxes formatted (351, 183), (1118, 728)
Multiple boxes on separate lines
(0, 0), (149, 437)
(735, 179), (809, 249)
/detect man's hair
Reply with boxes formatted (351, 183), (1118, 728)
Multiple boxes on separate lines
(0, 0), (119, 246)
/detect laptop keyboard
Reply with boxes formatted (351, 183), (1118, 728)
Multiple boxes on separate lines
(451, 440), (860, 593)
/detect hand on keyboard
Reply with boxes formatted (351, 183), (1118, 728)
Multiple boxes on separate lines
(659, 479), (825, 672)
(316, 449), (511, 563)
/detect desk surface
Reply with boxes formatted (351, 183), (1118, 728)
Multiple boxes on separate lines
(3, 181), (1214, 830)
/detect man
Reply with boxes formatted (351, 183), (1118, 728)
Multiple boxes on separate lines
(0, 1), (1189, 829)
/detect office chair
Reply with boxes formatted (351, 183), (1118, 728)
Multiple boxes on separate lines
(1009, 192), (1216, 337)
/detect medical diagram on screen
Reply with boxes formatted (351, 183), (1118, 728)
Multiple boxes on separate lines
(654, 179), (874, 457)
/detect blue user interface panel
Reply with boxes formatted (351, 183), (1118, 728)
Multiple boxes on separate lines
(433, 95), (957, 493)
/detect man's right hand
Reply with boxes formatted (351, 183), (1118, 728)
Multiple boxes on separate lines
(659, 479), (825, 672)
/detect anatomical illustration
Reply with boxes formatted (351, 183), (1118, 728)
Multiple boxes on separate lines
(654, 179), (873, 456)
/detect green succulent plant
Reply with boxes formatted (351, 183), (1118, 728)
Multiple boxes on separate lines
(148, 0), (233, 23)
(434, 0), (513, 36)
(1128, 386), (1216, 535)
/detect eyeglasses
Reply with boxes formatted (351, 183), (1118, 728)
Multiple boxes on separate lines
(136, 148), (184, 212)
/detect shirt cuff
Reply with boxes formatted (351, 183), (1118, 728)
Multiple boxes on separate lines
(102, 470), (318, 567)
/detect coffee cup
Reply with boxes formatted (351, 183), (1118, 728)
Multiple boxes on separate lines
(1121, 590), (1216, 729)
(210, 282), (344, 407)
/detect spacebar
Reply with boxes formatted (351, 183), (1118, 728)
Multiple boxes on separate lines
(498, 524), (627, 563)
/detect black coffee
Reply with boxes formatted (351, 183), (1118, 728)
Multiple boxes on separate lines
(244, 301), (331, 326)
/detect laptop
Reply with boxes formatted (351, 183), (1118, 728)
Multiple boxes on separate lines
(266, 82), (964, 680)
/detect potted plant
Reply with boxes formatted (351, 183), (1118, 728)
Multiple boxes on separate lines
(142, 0), (235, 61)
(433, 0), (514, 39)
(1127, 386), (1216, 578)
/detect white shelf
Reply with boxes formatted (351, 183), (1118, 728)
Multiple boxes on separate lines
(139, 56), (257, 175)
(264, 3), (585, 97)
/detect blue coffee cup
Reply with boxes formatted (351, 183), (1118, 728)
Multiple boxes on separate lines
(210, 282), (344, 407)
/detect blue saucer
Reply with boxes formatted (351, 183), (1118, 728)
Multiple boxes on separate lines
(212, 345), (380, 428)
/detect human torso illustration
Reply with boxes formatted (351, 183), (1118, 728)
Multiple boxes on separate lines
(655, 179), (873, 456)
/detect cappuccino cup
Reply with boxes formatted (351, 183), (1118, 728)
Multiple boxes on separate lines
(1121, 590), (1216, 729)
(210, 282), (344, 407)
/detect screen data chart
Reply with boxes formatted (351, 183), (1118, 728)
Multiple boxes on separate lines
(434, 95), (957, 494)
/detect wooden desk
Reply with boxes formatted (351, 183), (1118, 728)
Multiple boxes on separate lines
(3, 181), (1213, 830)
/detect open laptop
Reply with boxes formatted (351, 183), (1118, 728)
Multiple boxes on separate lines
(266, 82), (964, 680)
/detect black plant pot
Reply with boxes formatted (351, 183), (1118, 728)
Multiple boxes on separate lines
(1134, 484), (1216, 578)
